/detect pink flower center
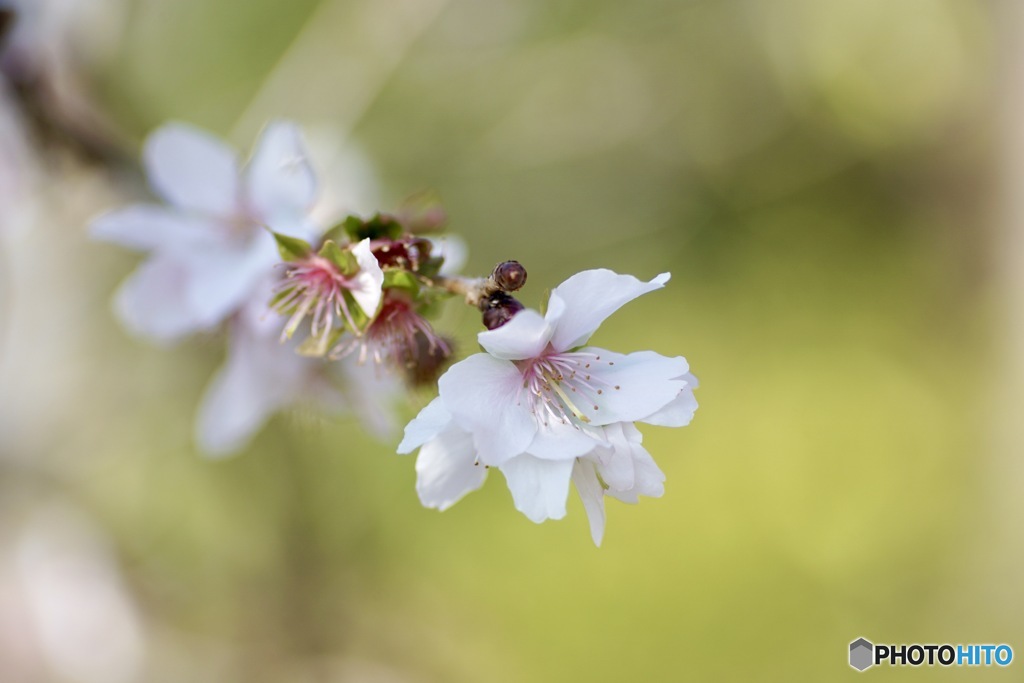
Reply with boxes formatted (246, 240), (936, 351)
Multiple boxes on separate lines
(273, 255), (358, 350)
(332, 297), (449, 368)
(517, 352), (620, 427)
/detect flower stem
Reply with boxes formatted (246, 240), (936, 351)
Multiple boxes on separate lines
(435, 275), (490, 307)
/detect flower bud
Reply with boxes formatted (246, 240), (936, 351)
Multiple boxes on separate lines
(481, 291), (524, 330)
(491, 260), (527, 292)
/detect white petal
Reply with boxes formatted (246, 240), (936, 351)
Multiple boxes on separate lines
(477, 308), (554, 361)
(305, 131), (381, 224)
(182, 233), (278, 328)
(499, 455), (573, 523)
(348, 238), (384, 318)
(89, 205), (216, 252)
(578, 348), (689, 426)
(237, 286), (291, 337)
(430, 235), (468, 276)
(195, 322), (297, 457)
(628, 447), (666, 500)
(112, 256), (207, 343)
(572, 459), (606, 546)
(398, 397), (452, 454)
(606, 424), (665, 504)
(416, 424), (487, 511)
(591, 422), (636, 491)
(438, 354), (537, 465)
(244, 120), (317, 233)
(549, 269), (670, 350)
(335, 355), (400, 439)
(143, 123), (240, 217)
(525, 419), (606, 460)
(642, 384), (698, 427)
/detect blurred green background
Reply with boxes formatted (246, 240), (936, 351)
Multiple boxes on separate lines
(3, 0), (1022, 680)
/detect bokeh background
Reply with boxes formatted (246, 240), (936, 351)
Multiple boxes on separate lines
(1, 0), (1022, 680)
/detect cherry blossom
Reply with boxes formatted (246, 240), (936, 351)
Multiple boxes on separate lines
(90, 121), (318, 342)
(196, 289), (399, 457)
(399, 269), (698, 544)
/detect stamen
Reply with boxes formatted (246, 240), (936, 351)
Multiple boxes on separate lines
(517, 351), (622, 430)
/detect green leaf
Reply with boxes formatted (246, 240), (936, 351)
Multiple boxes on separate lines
(321, 222), (348, 245)
(383, 268), (420, 296)
(418, 255), (445, 279)
(343, 213), (403, 242)
(318, 240), (358, 275)
(273, 232), (312, 261)
(341, 215), (365, 241)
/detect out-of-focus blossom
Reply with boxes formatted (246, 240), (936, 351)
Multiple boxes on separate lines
(88, 119), (411, 456)
(90, 121), (318, 343)
(302, 126), (380, 227)
(196, 285), (400, 457)
(0, 504), (145, 683)
(399, 269), (698, 544)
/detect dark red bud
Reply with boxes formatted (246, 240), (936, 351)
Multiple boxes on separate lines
(491, 260), (527, 292)
(481, 292), (525, 330)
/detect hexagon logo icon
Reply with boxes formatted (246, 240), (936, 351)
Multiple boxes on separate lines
(850, 638), (874, 671)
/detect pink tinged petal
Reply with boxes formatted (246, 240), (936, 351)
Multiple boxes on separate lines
(416, 424), (487, 511)
(244, 120), (317, 235)
(477, 308), (554, 361)
(525, 419), (606, 460)
(89, 205), (217, 252)
(143, 123), (240, 217)
(113, 256), (207, 343)
(438, 354), (537, 465)
(548, 269), (671, 351)
(572, 459), (606, 546)
(499, 455), (574, 523)
(398, 397), (452, 454)
(577, 348), (690, 426)
(348, 238), (384, 318)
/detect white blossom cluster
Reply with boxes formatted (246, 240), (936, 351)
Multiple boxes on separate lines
(93, 122), (698, 544)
